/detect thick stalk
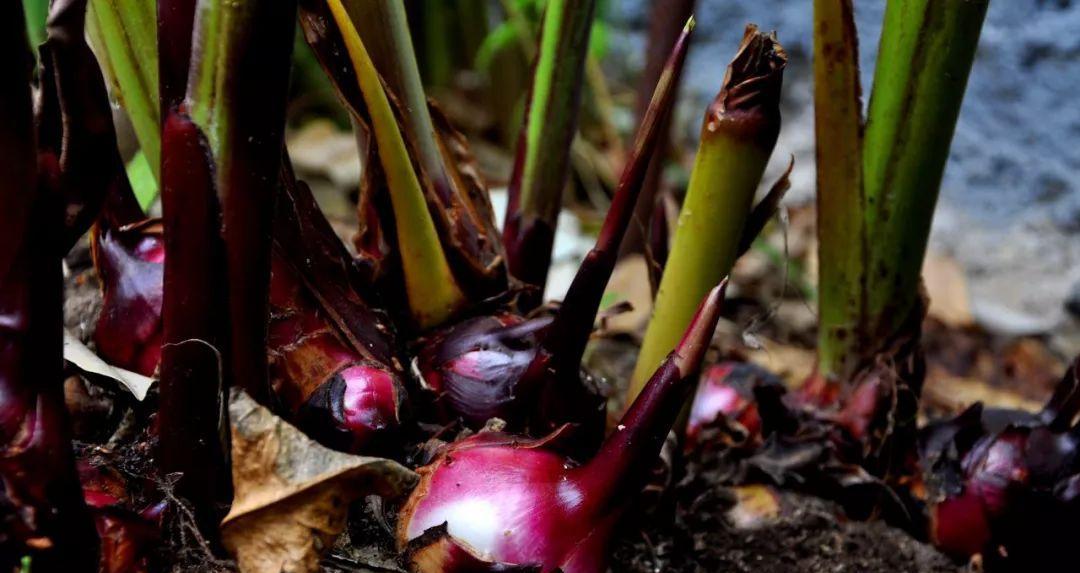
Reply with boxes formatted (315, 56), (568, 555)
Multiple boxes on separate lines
(325, 0), (466, 329)
(184, 0), (298, 401)
(813, 0), (867, 381)
(158, 112), (231, 539)
(860, 0), (988, 351)
(156, 0), (196, 115)
(629, 26), (785, 400)
(503, 0), (597, 299)
(345, 0), (447, 199)
(86, 0), (160, 182)
(0, 3), (98, 568)
(620, 0), (696, 256)
(37, 0), (143, 250)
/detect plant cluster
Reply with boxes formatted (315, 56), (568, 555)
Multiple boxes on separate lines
(3, 0), (1074, 572)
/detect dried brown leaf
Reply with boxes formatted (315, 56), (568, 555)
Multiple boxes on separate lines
(222, 389), (417, 573)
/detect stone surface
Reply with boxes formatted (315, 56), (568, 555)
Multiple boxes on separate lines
(606, 0), (1080, 337)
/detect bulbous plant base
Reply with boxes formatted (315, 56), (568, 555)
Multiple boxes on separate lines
(92, 221), (165, 377)
(413, 311), (608, 452)
(920, 360), (1080, 569)
(399, 429), (613, 573)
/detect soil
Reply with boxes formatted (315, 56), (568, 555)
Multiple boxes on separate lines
(610, 492), (964, 573)
(320, 484), (965, 573)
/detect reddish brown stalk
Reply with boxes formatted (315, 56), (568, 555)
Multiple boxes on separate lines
(33, 0), (162, 378)
(157, 0), (197, 117)
(502, 0), (598, 303)
(274, 159), (399, 367)
(528, 19), (694, 430)
(211, 0), (299, 403)
(268, 161), (408, 454)
(35, 0), (138, 252)
(0, 2), (98, 568)
(620, 0), (697, 256)
(158, 111), (231, 537)
(578, 281), (725, 507)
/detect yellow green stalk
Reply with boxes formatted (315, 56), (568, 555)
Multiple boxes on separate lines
(861, 0), (988, 346)
(813, 0), (867, 381)
(629, 26), (786, 400)
(813, 0), (988, 381)
(325, 0), (466, 329)
(86, 0), (159, 182)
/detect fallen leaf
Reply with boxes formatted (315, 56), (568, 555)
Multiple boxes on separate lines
(726, 485), (782, 530)
(63, 329), (154, 400)
(287, 120), (362, 189)
(222, 389), (417, 573)
(922, 366), (1044, 414)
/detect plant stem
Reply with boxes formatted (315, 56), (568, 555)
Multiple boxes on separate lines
(325, 0), (466, 329)
(629, 26), (785, 401)
(184, 0), (298, 401)
(37, 0), (143, 250)
(156, 0), (197, 115)
(345, 0), (446, 198)
(813, 0), (867, 381)
(503, 0), (597, 300)
(0, 3), (98, 568)
(159, 111), (231, 539)
(860, 0), (988, 350)
(815, 0), (988, 382)
(86, 0), (160, 182)
(538, 17), (693, 393)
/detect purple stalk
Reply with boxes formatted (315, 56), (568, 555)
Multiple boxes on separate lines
(35, 0), (136, 251)
(527, 19), (693, 430)
(577, 281), (724, 508)
(0, 2), (98, 568)
(502, 0), (598, 303)
(158, 111), (231, 537)
(157, 0), (197, 117)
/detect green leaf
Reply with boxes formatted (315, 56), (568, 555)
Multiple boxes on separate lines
(23, 0), (48, 49)
(86, 0), (160, 182)
(125, 149), (158, 211)
(325, 0), (466, 328)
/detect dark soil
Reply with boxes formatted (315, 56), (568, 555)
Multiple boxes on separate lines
(610, 492), (964, 573)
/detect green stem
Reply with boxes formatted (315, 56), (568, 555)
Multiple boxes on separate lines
(860, 0), (988, 346)
(344, 0), (445, 192)
(629, 26), (785, 400)
(86, 0), (160, 182)
(184, 0), (297, 401)
(326, 0), (465, 329)
(23, 0), (48, 48)
(503, 0), (597, 296)
(813, 0), (867, 381)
